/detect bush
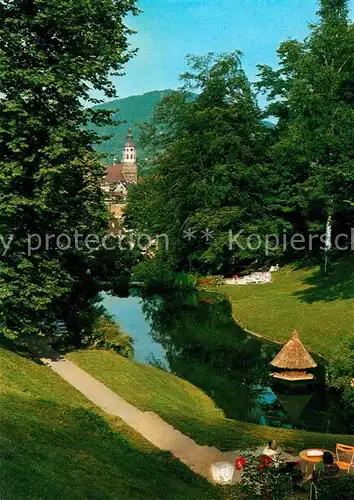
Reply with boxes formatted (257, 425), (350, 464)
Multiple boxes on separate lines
(328, 334), (354, 407)
(197, 275), (225, 290)
(82, 316), (134, 359)
(233, 453), (300, 500)
(133, 259), (197, 291)
(317, 476), (354, 500)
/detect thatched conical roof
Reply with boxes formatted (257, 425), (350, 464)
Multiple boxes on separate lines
(270, 331), (317, 370)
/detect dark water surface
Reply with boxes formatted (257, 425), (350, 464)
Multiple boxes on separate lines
(102, 290), (353, 435)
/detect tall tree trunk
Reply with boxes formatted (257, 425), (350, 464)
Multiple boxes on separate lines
(324, 213), (332, 274)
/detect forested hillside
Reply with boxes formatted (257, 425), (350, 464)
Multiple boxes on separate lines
(91, 90), (173, 161)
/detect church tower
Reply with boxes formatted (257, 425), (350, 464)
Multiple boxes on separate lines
(122, 127), (138, 183)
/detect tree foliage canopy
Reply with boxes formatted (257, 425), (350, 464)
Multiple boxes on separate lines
(127, 0), (354, 275)
(257, 0), (354, 231)
(127, 52), (281, 273)
(0, 0), (138, 343)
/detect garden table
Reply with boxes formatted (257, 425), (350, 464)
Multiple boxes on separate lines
(299, 449), (330, 474)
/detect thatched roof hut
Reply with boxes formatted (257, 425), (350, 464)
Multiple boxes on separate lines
(270, 330), (317, 382)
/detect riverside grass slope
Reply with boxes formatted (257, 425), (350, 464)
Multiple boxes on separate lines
(68, 350), (354, 454)
(219, 256), (354, 359)
(0, 345), (224, 500)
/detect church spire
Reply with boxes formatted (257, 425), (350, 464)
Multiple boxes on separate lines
(123, 127), (136, 164)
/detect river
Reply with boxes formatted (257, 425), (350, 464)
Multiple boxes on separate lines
(102, 289), (353, 436)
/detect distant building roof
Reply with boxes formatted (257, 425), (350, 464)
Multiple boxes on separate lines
(104, 163), (125, 184)
(103, 127), (138, 186)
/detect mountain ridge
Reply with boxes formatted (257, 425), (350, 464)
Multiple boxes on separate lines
(91, 89), (174, 161)
(91, 89), (275, 163)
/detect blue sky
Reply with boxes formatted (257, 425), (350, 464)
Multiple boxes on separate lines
(109, 0), (354, 102)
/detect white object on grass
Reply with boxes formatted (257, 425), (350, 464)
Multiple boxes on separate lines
(211, 462), (235, 484)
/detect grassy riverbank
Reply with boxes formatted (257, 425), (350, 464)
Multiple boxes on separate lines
(219, 256), (354, 359)
(0, 345), (224, 500)
(68, 350), (354, 453)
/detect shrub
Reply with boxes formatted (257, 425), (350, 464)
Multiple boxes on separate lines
(233, 452), (300, 500)
(197, 275), (225, 290)
(82, 316), (134, 359)
(317, 476), (354, 500)
(133, 259), (197, 290)
(328, 334), (354, 407)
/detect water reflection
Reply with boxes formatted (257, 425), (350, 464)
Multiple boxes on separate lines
(102, 290), (353, 435)
(103, 293), (169, 370)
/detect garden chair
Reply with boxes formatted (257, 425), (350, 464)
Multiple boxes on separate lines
(252, 273), (262, 284)
(336, 443), (354, 473)
(309, 481), (318, 500)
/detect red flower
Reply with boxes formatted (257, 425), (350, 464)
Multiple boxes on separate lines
(259, 455), (272, 467)
(258, 464), (265, 472)
(235, 457), (247, 470)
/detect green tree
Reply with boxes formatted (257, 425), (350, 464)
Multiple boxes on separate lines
(127, 53), (279, 274)
(0, 0), (138, 344)
(258, 0), (354, 265)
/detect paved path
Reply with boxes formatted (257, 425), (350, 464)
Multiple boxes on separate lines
(42, 355), (248, 483)
(42, 355), (299, 483)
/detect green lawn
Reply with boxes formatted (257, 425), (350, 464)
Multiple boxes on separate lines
(0, 345), (224, 500)
(219, 257), (354, 359)
(4, 253), (353, 500)
(68, 349), (354, 454)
